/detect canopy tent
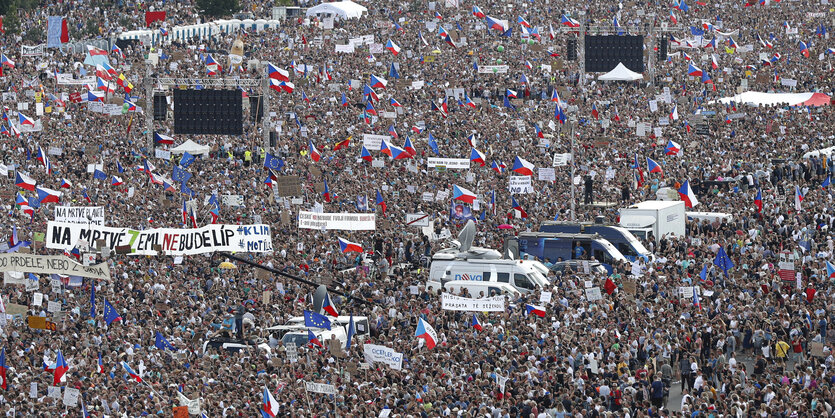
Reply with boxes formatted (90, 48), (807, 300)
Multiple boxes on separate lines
(305, 1), (367, 19)
(598, 63), (644, 81)
(713, 91), (831, 107)
(171, 140), (211, 156)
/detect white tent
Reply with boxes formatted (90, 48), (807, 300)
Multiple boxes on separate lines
(598, 63), (644, 81)
(305, 1), (367, 19)
(171, 140), (211, 156)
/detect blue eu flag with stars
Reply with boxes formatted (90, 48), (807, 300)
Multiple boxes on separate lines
(303, 310), (331, 330)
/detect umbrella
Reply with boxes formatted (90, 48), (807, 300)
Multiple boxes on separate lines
(218, 261), (237, 270)
(497, 224), (515, 229)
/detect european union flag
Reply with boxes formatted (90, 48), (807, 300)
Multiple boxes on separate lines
(303, 310), (331, 330)
(172, 166), (192, 183)
(103, 299), (122, 326)
(93, 169), (107, 181)
(180, 151), (195, 168)
(154, 331), (176, 351)
(208, 193), (220, 209)
(180, 182), (195, 198)
(263, 153), (285, 171)
(714, 246), (734, 277)
(690, 27), (705, 36)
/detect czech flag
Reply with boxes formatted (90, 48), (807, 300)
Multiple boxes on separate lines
(111, 175), (123, 187)
(646, 157), (663, 175)
(826, 260), (835, 279)
(463, 95), (476, 108)
(53, 350), (69, 385)
(308, 141), (321, 162)
(704, 38), (716, 49)
(205, 54), (222, 75)
(365, 101), (377, 116)
(86, 90), (104, 102)
(267, 62), (289, 81)
(60, 178), (72, 189)
(678, 179), (700, 208)
(506, 88), (518, 98)
(15, 172), (36, 191)
(670, 104), (679, 121)
(534, 124), (544, 138)
(518, 16), (531, 28)
(670, 10), (678, 24)
(799, 40), (810, 58)
(470, 148), (486, 166)
(154, 132), (174, 145)
(121, 361), (142, 382)
(415, 318), (438, 349)
(687, 63), (703, 77)
(711, 54), (719, 70)
(403, 137), (416, 155)
(561, 15), (580, 27)
(263, 386), (280, 417)
(36, 187), (61, 204)
(727, 38), (738, 49)
(308, 329), (323, 348)
(472, 314), (483, 331)
(18, 112), (35, 126)
(97, 353), (104, 373)
(452, 185), (477, 204)
(525, 304), (546, 318)
(754, 189), (762, 213)
(338, 237), (363, 253)
(321, 292), (339, 317)
(379, 139), (393, 157)
(512, 196), (528, 218)
(511, 156), (535, 176)
(665, 140), (682, 155)
(434, 11), (443, 19)
(0, 54), (15, 68)
(491, 161), (505, 174)
(360, 145), (373, 162)
(591, 103), (599, 119)
(486, 16), (507, 32)
(795, 186), (804, 211)
(390, 97), (403, 107)
(370, 75), (388, 89)
(269, 79), (294, 93)
(0, 348), (5, 390)
(387, 124), (397, 138)
(376, 190), (386, 216)
(386, 39), (401, 56)
(472, 5), (486, 18)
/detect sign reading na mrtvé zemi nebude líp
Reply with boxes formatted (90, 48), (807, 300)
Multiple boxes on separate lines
(45, 222), (273, 255)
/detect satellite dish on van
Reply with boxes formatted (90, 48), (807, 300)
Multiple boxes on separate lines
(312, 285), (327, 314)
(457, 220), (476, 252)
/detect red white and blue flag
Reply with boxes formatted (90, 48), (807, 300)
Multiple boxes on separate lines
(415, 318), (438, 349)
(678, 179), (700, 208)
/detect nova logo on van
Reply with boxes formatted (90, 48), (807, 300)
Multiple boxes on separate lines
(454, 274), (483, 281)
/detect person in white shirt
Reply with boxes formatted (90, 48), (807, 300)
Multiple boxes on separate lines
(693, 370), (705, 394)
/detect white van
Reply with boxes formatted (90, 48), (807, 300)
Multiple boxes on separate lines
(426, 247), (550, 294)
(264, 316), (370, 350)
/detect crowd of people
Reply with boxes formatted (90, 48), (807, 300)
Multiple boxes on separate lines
(0, 0), (834, 416)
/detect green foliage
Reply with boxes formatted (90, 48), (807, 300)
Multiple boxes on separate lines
(196, 0), (240, 18)
(21, 24), (43, 43)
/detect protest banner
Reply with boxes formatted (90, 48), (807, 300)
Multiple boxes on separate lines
(478, 65), (509, 74)
(585, 287), (603, 301)
(45, 222), (273, 256)
(363, 344), (404, 370)
(305, 382), (337, 395)
(54, 206), (105, 225)
(0, 254), (110, 280)
(275, 175), (302, 197)
(298, 211), (376, 231)
(405, 213), (430, 227)
(362, 134), (391, 151)
(56, 74), (96, 85)
(427, 158), (471, 169)
(509, 176), (534, 194)
(441, 293), (506, 312)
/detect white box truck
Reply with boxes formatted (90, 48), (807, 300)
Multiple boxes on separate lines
(619, 201), (685, 243)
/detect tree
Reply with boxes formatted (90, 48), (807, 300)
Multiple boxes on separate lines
(196, 0), (239, 18)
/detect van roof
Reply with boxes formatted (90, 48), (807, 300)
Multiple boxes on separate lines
(517, 232), (605, 240)
(626, 201), (684, 210)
